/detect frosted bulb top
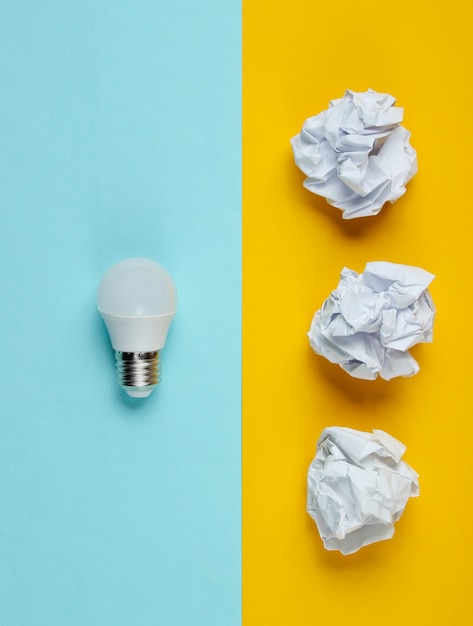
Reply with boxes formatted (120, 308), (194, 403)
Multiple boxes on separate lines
(97, 258), (177, 318)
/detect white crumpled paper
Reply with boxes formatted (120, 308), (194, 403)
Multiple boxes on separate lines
(307, 427), (419, 555)
(291, 89), (417, 219)
(308, 261), (435, 380)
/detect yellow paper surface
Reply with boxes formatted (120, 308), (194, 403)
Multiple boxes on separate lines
(243, 1), (473, 622)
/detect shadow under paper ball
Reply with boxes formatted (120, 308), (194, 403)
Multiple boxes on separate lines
(304, 341), (412, 410)
(286, 151), (412, 238)
(304, 510), (392, 569)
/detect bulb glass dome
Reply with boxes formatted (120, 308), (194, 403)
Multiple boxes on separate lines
(97, 257), (177, 317)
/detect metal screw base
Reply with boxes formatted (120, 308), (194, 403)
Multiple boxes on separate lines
(115, 351), (161, 397)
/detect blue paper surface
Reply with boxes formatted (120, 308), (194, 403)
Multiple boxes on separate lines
(0, 1), (241, 624)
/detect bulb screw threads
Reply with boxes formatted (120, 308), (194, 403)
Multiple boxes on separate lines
(115, 351), (161, 397)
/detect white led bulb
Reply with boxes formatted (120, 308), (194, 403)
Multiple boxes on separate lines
(97, 258), (177, 398)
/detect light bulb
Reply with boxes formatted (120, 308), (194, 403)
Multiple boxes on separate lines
(97, 258), (177, 398)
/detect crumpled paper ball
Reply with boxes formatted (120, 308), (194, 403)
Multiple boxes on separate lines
(290, 89), (417, 219)
(307, 427), (419, 555)
(308, 261), (435, 380)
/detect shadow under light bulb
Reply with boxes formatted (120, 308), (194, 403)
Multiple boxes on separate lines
(97, 258), (177, 398)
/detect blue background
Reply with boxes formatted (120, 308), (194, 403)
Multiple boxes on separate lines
(0, 1), (240, 624)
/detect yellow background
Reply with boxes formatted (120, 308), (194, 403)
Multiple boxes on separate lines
(243, 1), (473, 623)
